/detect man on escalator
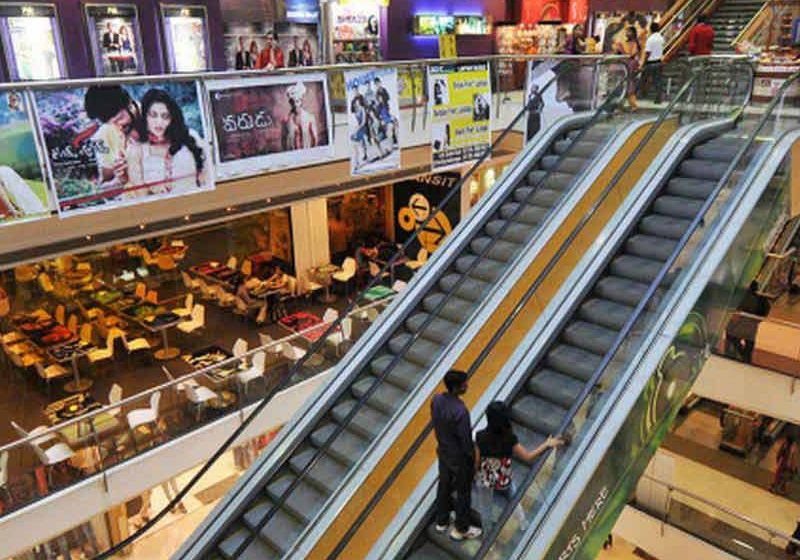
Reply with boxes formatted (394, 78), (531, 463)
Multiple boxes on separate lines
(432, 370), (483, 541)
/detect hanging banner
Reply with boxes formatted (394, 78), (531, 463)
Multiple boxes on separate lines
(438, 34), (457, 59)
(345, 67), (401, 176)
(33, 81), (213, 217)
(428, 63), (491, 171)
(524, 60), (574, 143)
(206, 73), (333, 179)
(0, 91), (50, 226)
(393, 171), (460, 254)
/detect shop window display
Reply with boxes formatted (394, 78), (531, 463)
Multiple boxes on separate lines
(327, 188), (389, 262)
(0, 4), (65, 81)
(331, 2), (381, 63)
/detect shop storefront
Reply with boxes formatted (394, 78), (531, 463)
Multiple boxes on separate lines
(329, 0), (385, 63)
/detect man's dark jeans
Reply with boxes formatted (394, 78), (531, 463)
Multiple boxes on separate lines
(435, 453), (474, 532)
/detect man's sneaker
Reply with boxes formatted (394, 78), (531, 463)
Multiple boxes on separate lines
(449, 526), (482, 541)
(434, 522), (449, 533)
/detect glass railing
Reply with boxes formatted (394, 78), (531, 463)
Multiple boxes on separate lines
(636, 474), (800, 558)
(0, 294), (394, 519)
(479, 69), (798, 559)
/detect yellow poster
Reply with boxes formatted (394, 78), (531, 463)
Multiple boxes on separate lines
(397, 67), (425, 107)
(438, 34), (457, 59)
(428, 63), (491, 170)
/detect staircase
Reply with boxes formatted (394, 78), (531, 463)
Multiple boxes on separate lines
(707, 0), (766, 51)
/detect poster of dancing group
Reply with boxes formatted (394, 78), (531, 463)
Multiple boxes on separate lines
(0, 91), (50, 226)
(345, 67), (400, 176)
(428, 63), (491, 170)
(206, 73), (332, 178)
(33, 81), (213, 217)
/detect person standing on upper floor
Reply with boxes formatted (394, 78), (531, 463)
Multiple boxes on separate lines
(641, 22), (665, 104)
(432, 370), (482, 541)
(615, 26), (642, 111)
(688, 14), (715, 56)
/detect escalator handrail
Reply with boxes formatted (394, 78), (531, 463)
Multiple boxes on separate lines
(233, 61), (633, 560)
(98, 57), (617, 560)
(330, 58), (738, 559)
(473, 68), (800, 560)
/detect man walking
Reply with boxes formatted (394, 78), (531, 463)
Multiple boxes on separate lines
(432, 370), (482, 541)
(642, 22), (665, 103)
(688, 14), (715, 56)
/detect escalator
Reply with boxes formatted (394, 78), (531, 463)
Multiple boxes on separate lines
(175, 63), (656, 559)
(364, 75), (795, 560)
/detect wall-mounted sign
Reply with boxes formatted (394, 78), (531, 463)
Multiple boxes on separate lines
(0, 3), (65, 80)
(161, 5), (210, 72)
(34, 81), (213, 217)
(413, 15), (454, 35)
(285, 0), (319, 23)
(454, 15), (490, 35)
(206, 73), (333, 179)
(394, 172), (460, 254)
(85, 4), (145, 76)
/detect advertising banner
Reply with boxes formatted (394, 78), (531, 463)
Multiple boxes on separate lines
(86, 5), (143, 76)
(428, 63), (491, 170)
(206, 74), (333, 179)
(34, 81), (213, 217)
(276, 22), (318, 68)
(524, 60), (574, 143)
(0, 4), (65, 81)
(162, 6), (209, 72)
(345, 67), (400, 176)
(393, 172), (460, 254)
(0, 91), (50, 225)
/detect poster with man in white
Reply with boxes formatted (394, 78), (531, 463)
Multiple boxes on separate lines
(345, 67), (401, 176)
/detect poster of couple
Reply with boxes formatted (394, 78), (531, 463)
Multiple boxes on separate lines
(86, 5), (142, 76)
(207, 73), (333, 178)
(33, 81), (214, 217)
(345, 67), (400, 176)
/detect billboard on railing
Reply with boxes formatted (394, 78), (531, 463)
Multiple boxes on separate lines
(0, 91), (51, 225)
(345, 67), (401, 176)
(428, 62), (492, 171)
(33, 81), (213, 217)
(206, 73), (333, 179)
(525, 60), (575, 143)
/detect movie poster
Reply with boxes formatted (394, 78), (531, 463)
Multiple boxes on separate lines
(162, 7), (209, 72)
(428, 63), (491, 170)
(0, 91), (50, 225)
(524, 60), (574, 143)
(86, 5), (143, 76)
(224, 22), (270, 70)
(207, 74), (333, 178)
(345, 67), (400, 176)
(33, 81), (213, 217)
(276, 22), (318, 67)
(393, 172), (460, 254)
(1, 8), (64, 81)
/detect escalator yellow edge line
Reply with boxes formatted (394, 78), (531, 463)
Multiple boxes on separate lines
(309, 119), (678, 560)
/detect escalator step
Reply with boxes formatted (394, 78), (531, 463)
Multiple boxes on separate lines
(455, 254), (505, 283)
(678, 159), (728, 181)
(289, 447), (349, 494)
(540, 156), (587, 175)
(485, 219), (532, 244)
(639, 214), (692, 240)
(653, 195), (704, 219)
(469, 236), (520, 262)
(388, 332), (441, 367)
(626, 234), (677, 261)
(413, 541), (461, 560)
(370, 354), (426, 391)
(512, 394), (567, 435)
(546, 344), (602, 382)
(218, 526), (260, 560)
(566, 125), (612, 141)
(578, 298), (634, 330)
(332, 399), (390, 440)
(425, 526), (480, 558)
(563, 320), (619, 356)
(527, 368), (585, 408)
(523, 172), (575, 192)
(553, 138), (601, 157)
(595, 276), (649, 307)
(421, 293), (475, 325)
(499, 201), (550, 225)
(266, 475), (327, 523)
(352, 375), (408, 414)
(609, 254), (664, 284)
(232, 532), (281, 560)
(241, 499), (304, 554)
(692, 141), (741, 162)
(438, 273), (490, 302)
(310, 423), (369, 466)
(405, 313), (461, 345)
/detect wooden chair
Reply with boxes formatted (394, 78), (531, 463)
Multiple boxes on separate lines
(54, 305), (66, 326)
(134, 282), (147, 300)
(241, 259), (253, 278)
(145, 290), (159, 304)
(226, 256), (238, 270)
(66, 314), (79, 335)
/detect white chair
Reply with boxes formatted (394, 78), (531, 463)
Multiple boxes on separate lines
(283, 344), (306, 364)
(34, 361), (69, 395)
(126, 391), (161, 433)
(197, 279), (217, 301)
(392, 280), (408, 292)
(326, 318), (353, 357)
(322, 308), (339, 325)
(356, 306), (379, 322)
(181, 271), (200, 292)
(88, 332), (118, 365)
(332, 258), (357, 295)
(121, 333), (152, 355)
(11, 421), (59, 447)
(11, 422), (73, 484)
(177, 305), (205, 334)
(108, 383), (123, 418)
(183, 383), (219, 420)
(212, 285), (235, 307)
(232, 337), (248, 367)
(406, 248), (429, 270)
(226, 256), (238, 270)
(237, 351), (266, 396)
(259, 333), (283, 363)
(0, 450), (9, 504)
(172, 293), (194, 317)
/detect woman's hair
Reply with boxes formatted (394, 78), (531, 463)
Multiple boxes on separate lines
(137, 88), (204, 174)
(249, 40), (258, 53)
(626, 26), (638, 41)
(485, 401), (513, 437)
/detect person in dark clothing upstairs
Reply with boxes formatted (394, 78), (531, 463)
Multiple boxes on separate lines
(432, 369), (482, 541)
